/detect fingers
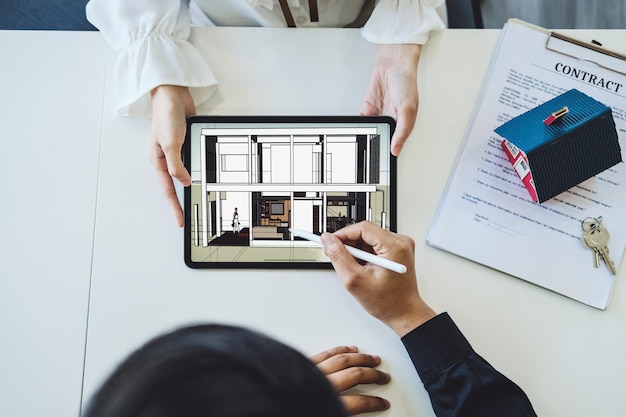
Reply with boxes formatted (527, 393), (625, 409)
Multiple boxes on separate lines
(320, 232), (368, 286)
(361, 44), (420, 157)
(311, 345), (391, 415)
(390, 103), (417, 157)
(310, 345), (358, 365)
(312, 345), (390, 390)
(332, 221), (412, 264)
(359, 99), (379, 117)
(149, 85), (196, 228)
(321, 221), (434, 335)
(321, 222), (414, 298)
(149, 138), (190, 228)
(341, 395), (390, 415)
(161, 143), (191, 187)
(326, 364), (391, 392)
(315, 348), (383, 376)
(150, 145), (185, 227)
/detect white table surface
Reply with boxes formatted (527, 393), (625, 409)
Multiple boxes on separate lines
(2, 27), (625, 417)
(0, 31), (107, 417)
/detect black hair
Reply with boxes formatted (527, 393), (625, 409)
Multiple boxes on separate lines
(83, 324), (347, 417)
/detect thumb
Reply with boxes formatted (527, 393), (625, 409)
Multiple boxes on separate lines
(165, 154), (192, 187)
(320, 232), (361, 281)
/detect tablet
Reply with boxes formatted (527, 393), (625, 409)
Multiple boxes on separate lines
(184, 115), (396, 269)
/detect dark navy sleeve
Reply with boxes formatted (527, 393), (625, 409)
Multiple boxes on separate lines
(401, 313), (536, 417)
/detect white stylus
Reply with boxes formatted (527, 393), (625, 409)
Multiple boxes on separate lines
(289, 228), (407, 274)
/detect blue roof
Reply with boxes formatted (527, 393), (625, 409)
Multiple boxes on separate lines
(494, 89), (611, 153)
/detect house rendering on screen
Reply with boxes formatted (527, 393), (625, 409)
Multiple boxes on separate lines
(187, 121), (394, 260)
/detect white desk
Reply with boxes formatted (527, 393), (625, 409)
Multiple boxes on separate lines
(2, 27), (625, 417)
(0, 31), (107, 417)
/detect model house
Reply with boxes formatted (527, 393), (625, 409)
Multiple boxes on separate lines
(496, 89), (622, 203)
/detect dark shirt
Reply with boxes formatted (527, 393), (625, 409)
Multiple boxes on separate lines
(401, 313), (537, 417)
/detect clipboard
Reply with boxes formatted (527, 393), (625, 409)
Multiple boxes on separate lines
(426, 19), (626, 309)
(512, 18), (626, 76)
(546, 32), (626, 75)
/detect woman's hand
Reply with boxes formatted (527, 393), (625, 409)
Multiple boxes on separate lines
(149, 85), (196, 227)
(361, 44), (421, 156)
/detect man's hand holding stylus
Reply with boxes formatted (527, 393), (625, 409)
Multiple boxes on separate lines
(321, 221), (436, 337)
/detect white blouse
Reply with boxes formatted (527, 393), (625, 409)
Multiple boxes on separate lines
(86, 0), (446, 116)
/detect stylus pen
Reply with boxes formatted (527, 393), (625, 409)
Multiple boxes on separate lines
(289, 228), (407, 274)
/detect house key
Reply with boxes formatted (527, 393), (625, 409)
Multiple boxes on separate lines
(581, 218), (602, 268)
(585, 224), (617, 275)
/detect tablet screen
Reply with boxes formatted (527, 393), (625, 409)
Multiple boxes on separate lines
(184, 115), (396, 269)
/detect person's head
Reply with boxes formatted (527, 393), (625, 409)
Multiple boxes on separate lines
(84, 324), (347, 417)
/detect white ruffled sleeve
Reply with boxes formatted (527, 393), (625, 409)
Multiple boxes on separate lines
(86, 0), (217, 117)
(361, 0), (446, 45)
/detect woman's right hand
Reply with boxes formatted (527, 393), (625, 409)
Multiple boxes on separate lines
(149, 85), (196, 227)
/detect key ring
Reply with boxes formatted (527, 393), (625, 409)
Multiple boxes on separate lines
(581, 216), (603, 232)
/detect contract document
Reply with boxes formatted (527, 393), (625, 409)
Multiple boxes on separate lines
(427, 19), (626, 309)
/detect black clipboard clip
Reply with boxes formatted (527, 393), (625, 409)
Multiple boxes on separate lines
(545, 31), (626, 77)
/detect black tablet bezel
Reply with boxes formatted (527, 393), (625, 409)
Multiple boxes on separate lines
(183, 115), (396, 269)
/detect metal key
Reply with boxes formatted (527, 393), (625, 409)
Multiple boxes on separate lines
(581, 218), (601, 268)
(581, 233), (600, 267)
(585, 226), (617, 275)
